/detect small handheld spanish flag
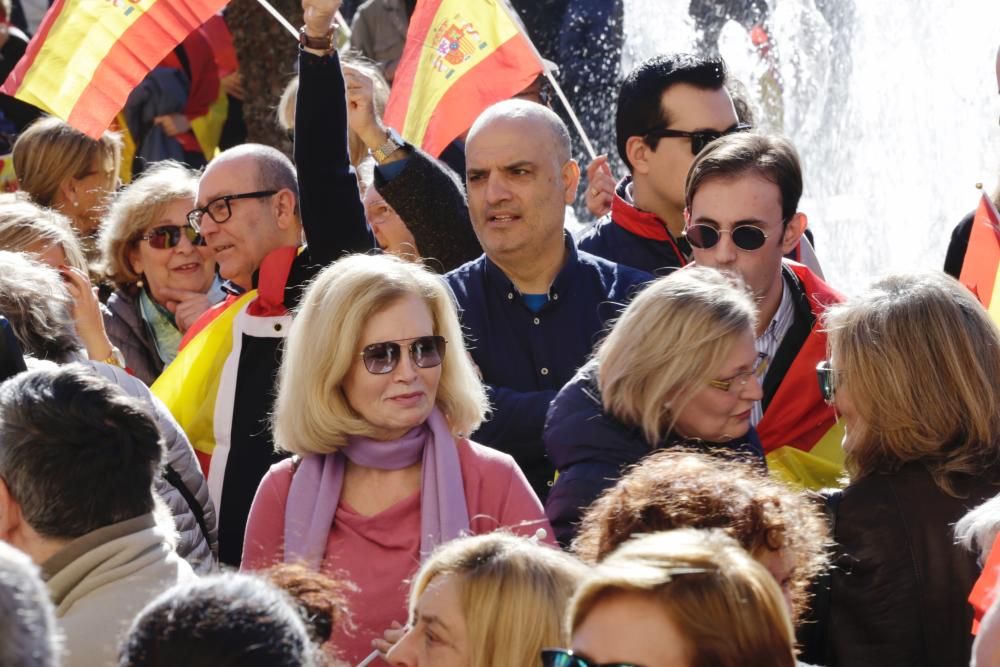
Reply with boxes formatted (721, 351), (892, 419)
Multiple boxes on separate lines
(384, 0), (544, 158)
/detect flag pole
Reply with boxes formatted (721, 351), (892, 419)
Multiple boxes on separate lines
(254, 0), (351, 42)
(494, 0), (598, 161)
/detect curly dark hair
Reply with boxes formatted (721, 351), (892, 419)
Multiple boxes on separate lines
(572, 449), (829, 621)
(265, 564), (355, 650)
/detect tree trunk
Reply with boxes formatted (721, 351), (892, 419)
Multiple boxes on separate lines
(226, 0), (299, 156)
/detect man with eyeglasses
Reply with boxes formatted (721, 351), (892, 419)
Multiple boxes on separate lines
(684, 132), (844, 489)
(446, 99), (650, 500)
(577, 53), (745, 276)
(156, 0), (375, 566)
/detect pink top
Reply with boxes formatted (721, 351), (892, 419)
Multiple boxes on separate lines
(242, 439), (553, 665)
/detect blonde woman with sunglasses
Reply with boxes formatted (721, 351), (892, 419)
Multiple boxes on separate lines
(98, 160), (224, 385)
(242, 253), (551, 665)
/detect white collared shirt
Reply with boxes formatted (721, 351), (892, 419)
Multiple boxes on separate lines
(751, 280), (795, 426)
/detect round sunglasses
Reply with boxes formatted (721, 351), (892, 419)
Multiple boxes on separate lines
(139, 225), (205, 250)
(683, 223), (769, 251)
(359, 335), (447, 375)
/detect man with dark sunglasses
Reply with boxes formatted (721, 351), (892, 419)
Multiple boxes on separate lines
(155, 0), (376, 567)
(684, 132), (843, 490)
(577, 53), (742, 276)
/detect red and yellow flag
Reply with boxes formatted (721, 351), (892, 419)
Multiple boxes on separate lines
(384, 0), (543, 157)
(960, 193), (1000, 316)
(1, 0), (227, 139)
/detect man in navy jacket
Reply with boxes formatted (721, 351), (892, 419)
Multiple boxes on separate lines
(578, 54), (743, 275)
(445, 100), (650, 499)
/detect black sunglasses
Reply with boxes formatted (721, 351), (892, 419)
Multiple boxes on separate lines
(187, 190), (278, 231)
(684, 223), (769, 251)
(360, 335), (447, 375)
(541, 649), (643, 667)
(139, 224), (205, 250)
(816, 360), (837, 404)
(643, 122), (752, 155)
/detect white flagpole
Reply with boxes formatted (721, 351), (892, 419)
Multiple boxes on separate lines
(254, 0), (298, 38)
(494, 0), (598, 161)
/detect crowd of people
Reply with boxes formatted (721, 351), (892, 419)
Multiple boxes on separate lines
(0, 0), (999, 666)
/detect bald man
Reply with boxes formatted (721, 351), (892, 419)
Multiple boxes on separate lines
(445, 100), (651, 499)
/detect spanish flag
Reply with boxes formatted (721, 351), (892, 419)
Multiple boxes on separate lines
(960, 193), (1000, 318)
(1, 0), (227, 139)
(384, 0), (543, 157)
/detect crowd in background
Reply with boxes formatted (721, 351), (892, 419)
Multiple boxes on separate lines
(1, 0), (1000, 666)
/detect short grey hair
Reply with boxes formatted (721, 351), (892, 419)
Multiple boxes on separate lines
(99, 160), (199, 289)
(956, 492), (1000, 564)
(0, 195), (88, 272)
(0, 250), (80, 362)
(0, 542), (60, 667)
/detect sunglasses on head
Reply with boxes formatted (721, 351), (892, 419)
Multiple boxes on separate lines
(360, 335), (447, 375)
(643, 122), (752, 155)
(683, 223), (769, 251)
(541, 649), (643, 667)
(816, 360), (837, 404)
(139, 225), (205, 250)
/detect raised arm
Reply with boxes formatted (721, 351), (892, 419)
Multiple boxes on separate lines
(295, 0), (374, 265)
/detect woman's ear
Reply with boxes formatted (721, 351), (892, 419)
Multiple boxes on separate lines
(56, 177), (78, 210)
(127, 243), (144, 277)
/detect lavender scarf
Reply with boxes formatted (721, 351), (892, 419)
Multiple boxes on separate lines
(283, 408), (470, 569)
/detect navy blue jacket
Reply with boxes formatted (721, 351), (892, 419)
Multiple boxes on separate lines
(445, 237), (651, 498)
(544, 361), (766, 547)
(577, 178), (689, 276)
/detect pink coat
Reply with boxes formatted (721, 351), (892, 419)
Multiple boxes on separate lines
(242, 439), (553, 664)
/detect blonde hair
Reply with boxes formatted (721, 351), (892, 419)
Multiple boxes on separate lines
(98, 160), (199, 289)
(569, 529), (796, 667)
(409, 533), (587, 667)
(13, 116), (122, 209)
(0, 196), (88, 272)
(273, 253), (487, 454)
(824, 272), (1000, 496)
(597, 266), (756, 444)
(277, 55), (390, 167)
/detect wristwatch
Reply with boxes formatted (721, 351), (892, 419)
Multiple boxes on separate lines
(371, 128), (404, 163)
(298, 25), (335, 53)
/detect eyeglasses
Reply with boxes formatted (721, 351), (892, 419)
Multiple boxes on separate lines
(684, 223), (769, 251)
(360, 335), (447, 374)
(139, 224), (205, 250)
(643, 122), (752, 155)
(541, 649), (643, 667)
(709, 352), (768, 392)
(816, 359), (838, 404)
(187, 190), (278, 232)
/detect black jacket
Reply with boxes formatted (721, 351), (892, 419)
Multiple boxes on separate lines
(812, 461), (998, 667)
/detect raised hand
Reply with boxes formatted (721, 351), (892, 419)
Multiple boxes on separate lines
(343, 65), (384, 148)
(584, 154), (616, 219)
(59, 265), (115, 361)
(302, 0), (342, 37)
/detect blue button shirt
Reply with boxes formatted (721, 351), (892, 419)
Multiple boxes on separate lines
(445, 235), (652, 497)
